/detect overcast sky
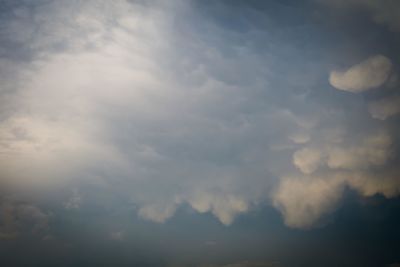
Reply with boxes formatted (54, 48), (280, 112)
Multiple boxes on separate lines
(1, 0), (400, 266)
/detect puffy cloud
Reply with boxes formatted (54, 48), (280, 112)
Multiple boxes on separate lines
(326, 132), (392, 170)
(291, 132), (392, 174)
(188, 193), (249, 225)
(368, 96), (400, 120)
(277, 131), (396, 228)
(64, 189), (82, 210)
(273, 175), (345, 229)
(138, 203), (178, 223)
(329, 55), (392, 92)
(293, 147), (322, 174)
(274, 170), (400, 229)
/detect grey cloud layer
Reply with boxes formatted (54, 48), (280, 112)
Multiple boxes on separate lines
(0, 0), (399, 231)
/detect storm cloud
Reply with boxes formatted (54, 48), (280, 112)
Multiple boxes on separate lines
(1, 0), (400, 266)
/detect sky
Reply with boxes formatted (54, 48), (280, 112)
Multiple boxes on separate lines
(0, 0), (400, 266)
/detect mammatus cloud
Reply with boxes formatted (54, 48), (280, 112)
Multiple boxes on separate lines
(0, 0), (399, 233)
(368, 96), (400, 120)
(329, 55), (392, 92)
(273, 175), (345, 229)
(273, 169), (400, 229)
(275, 129), (397, 228)
(292, 131), (392, 174)
(187, 193), (249, 225)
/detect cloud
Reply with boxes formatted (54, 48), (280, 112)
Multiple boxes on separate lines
(293, 147), (322, 174)
(368, 96), (400, 120)
(138, 203), (178, 224)
(64, 189), (82, 210)
(316, 0), (400, 31)
(326, 131), (393, 170)
(275, 131), (397, 228)
(188, 193), (249, 225)
(291, 131), (392, 173)
(0, 0), (399, 232)
(0, 200), (50, 239)
(329, 55), (392, 92)
(273, 169), (400, 229)
(273, 175), (344, 229)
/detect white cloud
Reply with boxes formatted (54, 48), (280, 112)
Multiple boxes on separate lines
(329, 55), (392, 92)
(188, 193), (249, 225)
(138, 203), (178, 223)
(273, 175), (345, 229)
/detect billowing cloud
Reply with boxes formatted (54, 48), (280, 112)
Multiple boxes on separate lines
(329, 55), (392, 92)
(368, 96), (400, 120)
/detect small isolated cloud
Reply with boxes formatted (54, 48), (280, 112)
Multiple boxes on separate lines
(329, 55), (392, 92)
(368, 96), (400, 120)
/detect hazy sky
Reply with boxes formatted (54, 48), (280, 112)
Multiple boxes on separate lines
(0, 0), (400, 266)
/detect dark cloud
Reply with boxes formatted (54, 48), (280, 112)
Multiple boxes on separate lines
(0, 0), (400, 266)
